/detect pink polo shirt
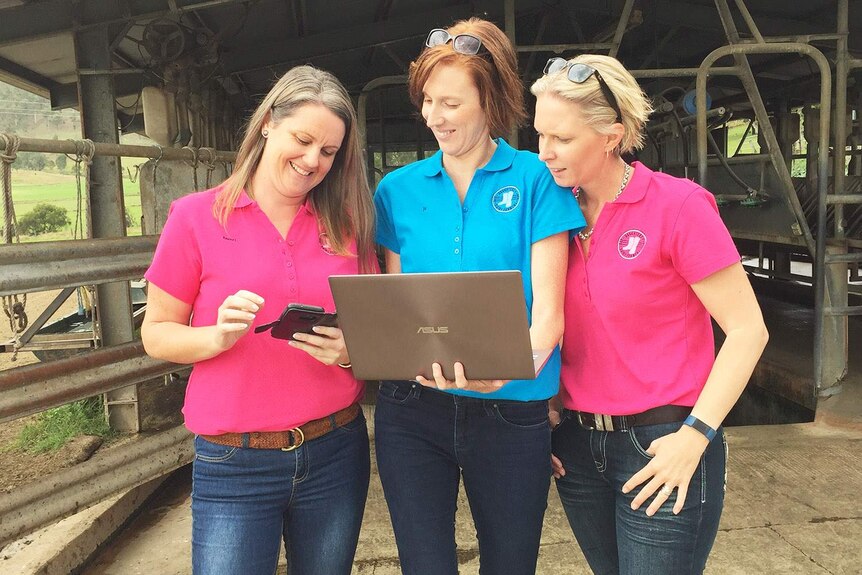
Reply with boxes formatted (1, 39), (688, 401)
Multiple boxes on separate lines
(145, 186), (368, 435)
(560, 162), (740, 415)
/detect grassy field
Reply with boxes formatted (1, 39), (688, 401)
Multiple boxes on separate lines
(7, 167), (143, 241)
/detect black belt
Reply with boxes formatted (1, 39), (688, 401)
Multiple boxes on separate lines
(565, 405), (691, 432)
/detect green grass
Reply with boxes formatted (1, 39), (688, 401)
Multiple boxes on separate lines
(6, 168), (143, 241)
(14, 397), (115, 453)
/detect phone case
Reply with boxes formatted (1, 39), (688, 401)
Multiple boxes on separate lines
(254, 304), (338, 340)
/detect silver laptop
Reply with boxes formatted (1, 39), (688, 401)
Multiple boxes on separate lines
(329, 271), (551, 381)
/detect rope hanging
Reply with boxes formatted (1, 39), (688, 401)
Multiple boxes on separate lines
(67, 138), (95, 240)
(151, 144), (164, 201)
(1, 133), (27, 361)
(182, 145), (199, 191)
(199, 147), (217, 189)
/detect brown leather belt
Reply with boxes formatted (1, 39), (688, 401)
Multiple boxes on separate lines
(201, 403), (361, 451)
(566, 405), (691, 432)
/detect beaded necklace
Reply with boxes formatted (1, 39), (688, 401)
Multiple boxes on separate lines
(576, 162), (632, 241)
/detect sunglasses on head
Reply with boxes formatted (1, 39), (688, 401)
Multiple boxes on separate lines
(543, 57), (623, 124)
(425, 28), (484, 56)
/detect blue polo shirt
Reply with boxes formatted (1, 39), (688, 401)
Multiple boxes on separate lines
(374, 139), (585, 400)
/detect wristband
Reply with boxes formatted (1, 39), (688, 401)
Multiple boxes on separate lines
(337, 362), (352, 369)
(683, 415), (717, 442)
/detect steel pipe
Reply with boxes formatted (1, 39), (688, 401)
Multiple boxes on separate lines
(0, 236), (158, 296)
(0, 341), (182, 423)
(631, 66), (737, 78)
(3, 134), (235, 163)
(0, 424), (193, 547)
(826, 195), (862, 205)
(696, 42), (832, 393)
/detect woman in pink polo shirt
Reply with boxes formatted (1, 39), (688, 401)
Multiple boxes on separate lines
(141, 66), (376, 575)
(531, 55), (769, 574)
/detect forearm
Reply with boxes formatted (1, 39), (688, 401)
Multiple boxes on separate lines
(529, 306), (564, 351)
(141, 321), (226, 364)
(529, 232), (568, 350)
(690, 323), (769, 429)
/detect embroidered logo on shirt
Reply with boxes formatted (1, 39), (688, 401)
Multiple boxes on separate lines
(222, 235), (237, 242)
(318, 232), (336, 255)
(491, 186), (521, 213)
(617, 230), (646, 259)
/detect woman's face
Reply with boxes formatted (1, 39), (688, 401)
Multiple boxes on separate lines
(258, 102), (346, 202)
(421, 63), (490, 159)
(534, 93), (609, 190)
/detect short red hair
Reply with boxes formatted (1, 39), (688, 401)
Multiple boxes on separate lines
(408, 18), (526, 138)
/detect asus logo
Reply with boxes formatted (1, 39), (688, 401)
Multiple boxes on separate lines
(417, 326), (448, 334)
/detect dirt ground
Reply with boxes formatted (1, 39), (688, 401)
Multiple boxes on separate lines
(0, 289), (92, 492)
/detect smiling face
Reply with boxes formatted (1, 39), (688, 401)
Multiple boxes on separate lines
(257, 102), (346, 203)
(534, 93), (610, 190)
(421, 63), (491, 160)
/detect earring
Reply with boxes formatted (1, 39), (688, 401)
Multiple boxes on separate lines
(262, 129), (269, 138)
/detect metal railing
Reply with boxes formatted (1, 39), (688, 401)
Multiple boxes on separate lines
(0, 136), (237, 546)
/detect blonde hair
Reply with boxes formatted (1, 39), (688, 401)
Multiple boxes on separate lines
(530, 54), (652, 154)
(213, 65), (375, 272)
(408, 18), (526, 138)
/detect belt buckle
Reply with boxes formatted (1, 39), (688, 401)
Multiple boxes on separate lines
(587, 413), (614, 432)
(280, 427), (305, 451)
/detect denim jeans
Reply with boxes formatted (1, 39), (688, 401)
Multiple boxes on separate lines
(374, 380), (552, 575)
(552, 414), (727, 575)
(191, 412), (370, 575)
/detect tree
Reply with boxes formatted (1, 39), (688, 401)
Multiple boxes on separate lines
(17, 204), (70, 235)
(55, 154), (67, 171)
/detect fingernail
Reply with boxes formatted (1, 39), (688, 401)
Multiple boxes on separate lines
(312, 326), (322, 332)
(288, 341), (297, 347)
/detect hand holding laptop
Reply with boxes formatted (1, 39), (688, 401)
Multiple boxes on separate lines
(416, 361), (508, 393)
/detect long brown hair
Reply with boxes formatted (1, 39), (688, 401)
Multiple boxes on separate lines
(213, 65), (375, 272)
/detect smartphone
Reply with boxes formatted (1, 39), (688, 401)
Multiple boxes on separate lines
(255, 303), (338, 340)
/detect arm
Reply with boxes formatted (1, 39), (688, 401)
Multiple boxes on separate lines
(623, 262), (768, 514)
(528, 231), (569, 351)
(141, 283), (263, 364)
(383, 248), (401, 274)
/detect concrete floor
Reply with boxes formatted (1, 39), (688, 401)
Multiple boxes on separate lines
(75, 383), (862, 575)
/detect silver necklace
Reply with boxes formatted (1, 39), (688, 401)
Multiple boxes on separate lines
(576, 163), (632, 241)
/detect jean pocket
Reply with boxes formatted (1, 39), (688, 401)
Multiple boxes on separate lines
(335, 411), (367, 435)
(628, 427), (656, 460)
(378, 380), (417, 404)
(492, 402), (550, 430)
(194, 436), (239, 463)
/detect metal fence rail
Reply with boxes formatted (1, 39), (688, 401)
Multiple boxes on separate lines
(0, 424), (194, 547)
(0, 236), (159, 296)
(0, 341), (179, 423)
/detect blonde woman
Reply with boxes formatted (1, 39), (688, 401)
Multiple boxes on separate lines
(142, 65), (376, 575)
(532, 55), (768, 574)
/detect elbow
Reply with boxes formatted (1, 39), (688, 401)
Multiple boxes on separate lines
(757, 321), (770, 352)
(140, 324), (162, 360)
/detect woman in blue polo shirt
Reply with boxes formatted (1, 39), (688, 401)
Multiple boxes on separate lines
(373, 18), (585, 575)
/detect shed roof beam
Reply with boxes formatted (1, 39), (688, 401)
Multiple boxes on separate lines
(0, 0), (250, 48)
(0, 54), (58, 97)
(222, 4), (475, 75)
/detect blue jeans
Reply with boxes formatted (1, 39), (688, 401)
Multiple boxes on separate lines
(191, 412), (370, 575)
(374, 380), (552, 575)
(552, 414), (727, 575)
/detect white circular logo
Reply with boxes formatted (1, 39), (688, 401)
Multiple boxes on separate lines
(492, 186), (521, 213)
(617, 229), (647, 259)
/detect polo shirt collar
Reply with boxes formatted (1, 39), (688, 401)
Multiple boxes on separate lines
(419, 138), (517, 177)
(234, 189), (315, 215)
(613, 161), (650, 204)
